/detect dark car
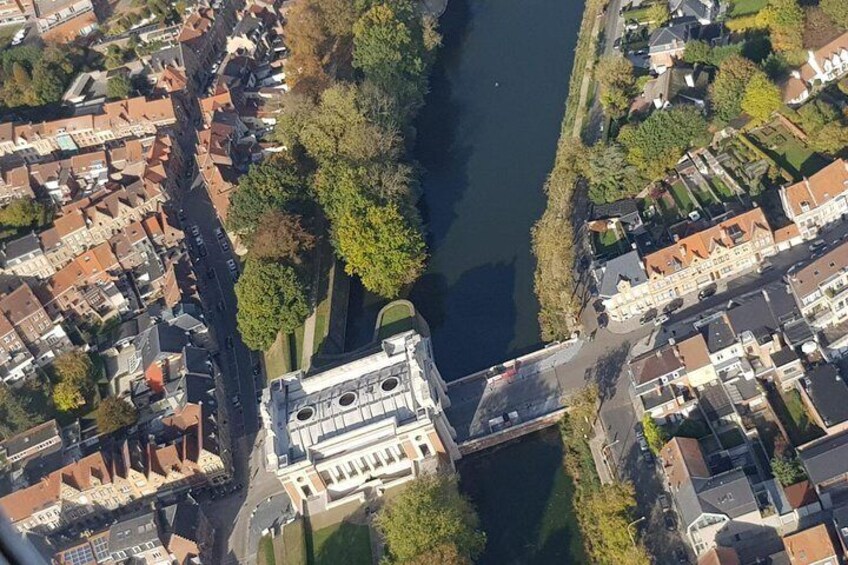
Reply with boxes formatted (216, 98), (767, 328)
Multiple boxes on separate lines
(253, 364), (261, 376)
(207, 268), (215, 280)
(664, 512), (675, 531)
(597, 313), (609, 329)
(675, 549), (688, 564)
(640, 308), (657, 324)
(664, 298), (684, 314)
(698, 285), (716, 300)
(225, 336), (233, 349)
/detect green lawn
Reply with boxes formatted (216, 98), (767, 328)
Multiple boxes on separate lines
(710, 178), (735, 201)
(730, 0), (766, 16)
(377, 302), (416, 340)
(770, 388), (824, 446)
(309, 522), (371, 565)
(621, 4), (653, 23)
(670, 183), (697, 214)
(312, 298), (329, 355)
(259, 535), (276, 565)
(283, 518), (307, 565)
(751, 125), (829, 180)
(265, 331), (291, 379)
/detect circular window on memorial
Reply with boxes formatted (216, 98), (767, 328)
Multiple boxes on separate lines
(295, 406), (314, 422)
(381, 377), (399, 392)
(338, 392), (357, 407)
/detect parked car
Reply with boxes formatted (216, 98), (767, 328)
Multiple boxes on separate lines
(809, 239), (826, 252)
(198, 244), (208, 258)
(225, 336), (233, 349)
(215, 227), (225, 240)
(697, 285), (716, 300)
(219, 239), (230, 252)
(675, 549), (688, 563)
(226, 259), (238, 273)
(190, 225), (200, 237)
(640, 308), (657, 324)
(664, 512), (676, 531)
(757, 262), (773, 274)
(653, 314), (669, 327)
(659, 494), (670, 511)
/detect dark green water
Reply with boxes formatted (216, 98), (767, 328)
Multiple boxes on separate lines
(458, 428), (584, 564)
(346, 0), (583, 379)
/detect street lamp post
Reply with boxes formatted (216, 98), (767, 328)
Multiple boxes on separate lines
(627, 516), (646, 546)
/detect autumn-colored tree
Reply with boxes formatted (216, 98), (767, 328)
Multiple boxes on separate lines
(709, 54), (760, 122)
(250, 210), (316, 263)
(375, 475), (485, 564)
(646, 1), (670, 28)
(821, 0), (848, 30)
(596, 55), (635, 117)
(52, 351), (96, 413)
(741, 73), (782, 122)
(757, 0), (805, 55)
(335, 201), (426, 298)
(284, 0), (359, 94)
(95, 397), (138, 434)
(642, 414), (669, 454)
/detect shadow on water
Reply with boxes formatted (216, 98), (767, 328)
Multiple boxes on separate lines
(458, 428), (586, 565)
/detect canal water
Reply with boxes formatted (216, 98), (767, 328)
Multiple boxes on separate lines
(346, 0), (583, 380)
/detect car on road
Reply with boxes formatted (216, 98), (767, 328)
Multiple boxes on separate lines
(809, 239), (826, 252)
(11, 28), (27, 46)
(640, 308), (657, 324)
(225, 336), (233, 349)
(664, 298), (684, 314)
(664, 512), (676, 531)
(216, 300), (225, 312)
(219, 239), (230, 252)
(659, 494), (670, 511)
(178, 209), (187, 222)
(635, 429), (649, 452)
(231, 395), (241, 407)
(757, 262), (773, 274)
(227, 259), (238, 273)
(697, 285), (716, 300)
(215, 228), (225, 240)
(198, 244), (208, 258)
(653, 314), (669, 327)
(253, 364), (261, 376)
(189, 225), (200, 237)
(207, 268), (215, 280)
(675, 548), (688, 563)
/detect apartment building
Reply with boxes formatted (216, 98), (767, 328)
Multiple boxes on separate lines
(53, 498), (213, 565)
(783, 523), (840, 565)
(0, 282), (72, 365)
(799, 431), (848, 508)
(0, 96), (176, 161)
(781, 159), (848, 240)
(0, 401), (228, 535)
(261, 331), (459, 517)
(0, 164), (34, 205)
(0, 310), (34, 382)
(195, 110), (247, 222)
(176, 1), (245, 89)
(644, 208), (775, 307)
(788, 241), (848, 329)
(0, 232), (55, 279)
(783, 31), (848, 105)
(0, 420), (61, 465)
(798, 364), (848, 435)
(0, 0), (33, 27)
(661, 437), (768, 556)
(36, 0), (98, 42)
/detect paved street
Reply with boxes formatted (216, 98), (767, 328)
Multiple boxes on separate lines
(168, 98), (288, 564)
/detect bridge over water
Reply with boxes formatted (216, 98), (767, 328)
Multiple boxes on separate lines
(445, 340), (584, 455)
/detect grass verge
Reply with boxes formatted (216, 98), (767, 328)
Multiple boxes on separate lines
(283, 518), (307, 565)
(310, 522), (371, 565)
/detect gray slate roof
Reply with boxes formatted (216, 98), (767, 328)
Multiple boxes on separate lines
(1, 232), (42, 265)
(598, 250), (647, 298)
(649, 17), (698, 50)
(800, 431), (848, 487)
(702, 317), (736, 353)
(803, 364), (848, 428)
(694, 468), (758, 518)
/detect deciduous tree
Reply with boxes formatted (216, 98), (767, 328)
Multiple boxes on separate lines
(596, 55), (635, 117)
(0, 198), (45, 229)
(741, 72), (782, 122)
(335, 201), (426, 298)
(646, 1), (670, 28)
(226, 156), (309, 236)
(250, 210), (316, 263)
(586, 144), (643, 204)
(95, 397), (138, 434)
(709, 54), (760, 122)
(642, 414), (669, 454)
(235, 260), (311, 351)
(106, 74), (132, 100)
(375, 475), (485, 564)
(619, 106), (709, 179)
(771, 449), (806, 486)
(757, 0), (804, 55)
(821, 0), (848, 30)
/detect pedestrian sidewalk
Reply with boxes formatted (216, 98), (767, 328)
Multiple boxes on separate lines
(589, 418), (615, 485)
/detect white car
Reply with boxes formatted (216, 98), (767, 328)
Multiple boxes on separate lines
(653, 314), (669, 327)
(10, 28), (26, 46)
(215, 228), (225, 240)
(190, 225), (200, 237)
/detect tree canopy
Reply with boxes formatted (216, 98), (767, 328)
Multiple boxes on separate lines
(821, 0), (848, 30)
(226, 156), (309, 236)
(596, 56), (635, 117)
(0, 47), (75, 109)
(0, 198), (46, 231)
(235, 259), (311, 350)
(619, 107), (709, 180)
(95, 397), (138, 434)
(741, 72), (782, 122)
(250, 210), (316, 263)
(107, 74), (132, 100)
(52, 351), (97, 413)
(757, 0), (805, 56)
(0, 379), (52, 440)
(771, 446), (806, 486)
(709, 55), (761, 123)
(641, 414), (669, 454)
(585, 144), (644, 204)
(335, 201), (426, 298)
(375, 474), (486, 564)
